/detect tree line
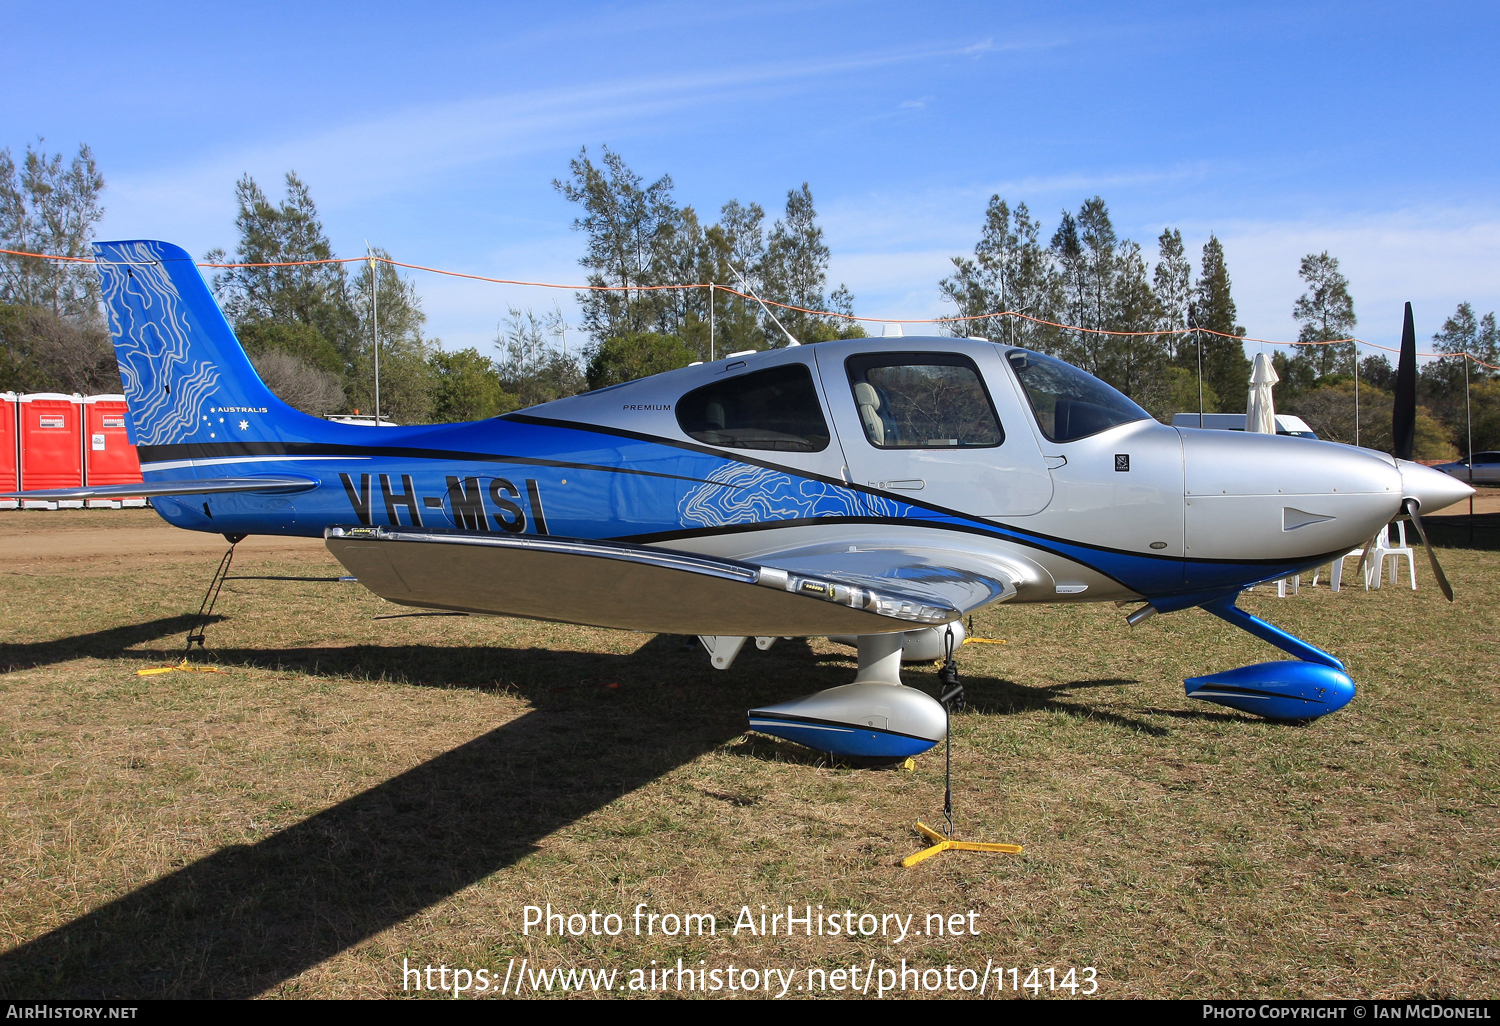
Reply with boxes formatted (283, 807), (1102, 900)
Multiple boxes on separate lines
(0, 138), (1495, 457)
(940, 197), (1249, 417)
(941, 194), (1498, 457)
(0, 142), (865, 423)
(0, 141), (120, 396)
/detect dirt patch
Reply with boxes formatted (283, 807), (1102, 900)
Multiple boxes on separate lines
(0, 508), (327, 569)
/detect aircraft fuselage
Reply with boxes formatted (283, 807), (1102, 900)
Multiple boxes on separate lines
(140, 337), (1456, 609)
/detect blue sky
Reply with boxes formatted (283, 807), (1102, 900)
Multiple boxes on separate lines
(3, 1), (1497, 359)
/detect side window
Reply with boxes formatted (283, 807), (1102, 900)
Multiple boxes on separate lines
(676, 363), (830, 452)
(844, 352), (1003, 449)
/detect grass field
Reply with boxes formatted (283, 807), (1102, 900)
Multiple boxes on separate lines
(0, 509), (1495, 999)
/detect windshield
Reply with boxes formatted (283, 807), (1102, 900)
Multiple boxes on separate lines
(1005, 348), (1151, 442)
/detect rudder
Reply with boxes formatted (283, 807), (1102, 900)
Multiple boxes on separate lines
(93, 240), (302, 448)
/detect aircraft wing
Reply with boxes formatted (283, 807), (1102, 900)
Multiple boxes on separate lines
(325, 526), (1015, 636)
(733, 536), (1018, 617)
(0, 475), (320, 502)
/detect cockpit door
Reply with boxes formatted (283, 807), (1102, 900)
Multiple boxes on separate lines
(813, 340), (1053, 518)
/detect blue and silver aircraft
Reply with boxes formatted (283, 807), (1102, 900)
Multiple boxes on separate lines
(6, 240), (1474, 759)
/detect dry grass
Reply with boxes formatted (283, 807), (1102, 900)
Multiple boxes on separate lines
(0, 509), (1496, 999)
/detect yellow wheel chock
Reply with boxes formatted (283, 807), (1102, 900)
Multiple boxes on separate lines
(901, 821), (1022, 867)
(137, 660), (227, 676)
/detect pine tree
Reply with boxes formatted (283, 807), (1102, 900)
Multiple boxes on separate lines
(762, 183), (848, 345)
(207, 172), (357, 354)
(555, 152), (854, 354)
(553, 146), (677, 340)
(1420, 301), (1500, 452)
(938, 197), (1058, 348)
(1432, 301), (1499, 378)
(1048, 198), (1122, 374)
(1189, 235), (1251, 413)
(1290, 252), (1356, 378)
(1077, 197), (1116, 332)
(0, 142), (104, 321)
(702, 199), (766, 357)
(1050, 210), (1087, 365)
(1153, 228), (1192, 358)
(651, 203), (709, 351)
(1102, 239), (1165, 398)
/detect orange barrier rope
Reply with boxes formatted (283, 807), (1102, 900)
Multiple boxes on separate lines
(0, 247), (96, 263)
(3, 245), (1496, 369)
(380, 257), (705, 293)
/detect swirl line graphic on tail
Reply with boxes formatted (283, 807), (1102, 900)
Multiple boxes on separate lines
(96, 242), (220, 447)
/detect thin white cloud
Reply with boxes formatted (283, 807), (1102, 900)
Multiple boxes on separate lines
(1214, 210), (1500, 351)
(101, 34), (1019, 250)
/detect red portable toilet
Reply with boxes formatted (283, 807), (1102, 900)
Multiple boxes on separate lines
(0, 393), (17, 509)
(83, 395), (144, 507)
(19, 393), (84, 508)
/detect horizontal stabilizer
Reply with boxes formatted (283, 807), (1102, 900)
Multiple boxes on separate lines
(1, 475), (319, 502)
(325, 526), (960, 636)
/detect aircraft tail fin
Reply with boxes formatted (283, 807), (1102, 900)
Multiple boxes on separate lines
(93, 240), (313, 449)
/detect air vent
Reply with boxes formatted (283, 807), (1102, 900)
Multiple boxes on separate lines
(1283, 507), (1336, 531)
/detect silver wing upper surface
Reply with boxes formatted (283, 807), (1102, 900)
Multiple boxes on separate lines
(325, 526), (1017, 636)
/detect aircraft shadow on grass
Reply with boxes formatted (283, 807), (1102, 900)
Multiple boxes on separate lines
(0, 615), (216, 673)
(0, 625), (1177, 998)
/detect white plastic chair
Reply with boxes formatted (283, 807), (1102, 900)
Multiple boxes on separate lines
(1369, 521), (1416, 590)
(1312, 545), (1370, 592)
(1276, 575), (1301, 597)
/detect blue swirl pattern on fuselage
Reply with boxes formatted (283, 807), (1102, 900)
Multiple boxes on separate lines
(680, 463), (867, 526)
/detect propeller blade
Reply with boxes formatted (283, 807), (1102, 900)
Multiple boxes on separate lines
(1393, 302), (1417, 461)
(1404, 499), (1454, 602)
(1354, 532), (1378, 586)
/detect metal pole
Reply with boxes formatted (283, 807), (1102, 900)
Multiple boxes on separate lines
(1196, 327), (1204, 427)
(1466, 353), (1474, 545)
(368, 243), (381, 425)
(709, 283), (715, 361)
(1354, 342), (1360, 447)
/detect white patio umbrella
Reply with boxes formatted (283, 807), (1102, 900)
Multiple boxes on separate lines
(1246, 351), (1280, 433)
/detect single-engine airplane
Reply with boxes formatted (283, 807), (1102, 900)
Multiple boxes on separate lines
(5, 241), (1474, 759)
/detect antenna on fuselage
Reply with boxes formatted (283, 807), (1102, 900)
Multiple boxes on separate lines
(732, 265), (800, 348)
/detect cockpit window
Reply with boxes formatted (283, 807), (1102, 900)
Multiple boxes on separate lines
(1005, 348), (1150, 442)
(676, 363), (830, 452)
(844, 352), (1003, 448)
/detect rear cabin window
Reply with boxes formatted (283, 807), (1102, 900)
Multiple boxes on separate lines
(676, 363), (831, 452)
(844, 352), (1003, 448)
